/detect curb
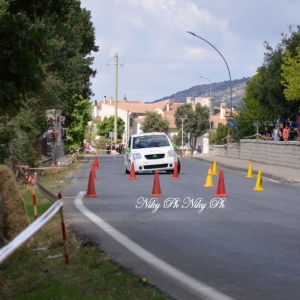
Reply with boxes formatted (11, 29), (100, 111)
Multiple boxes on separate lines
(185, 156), (298, 184)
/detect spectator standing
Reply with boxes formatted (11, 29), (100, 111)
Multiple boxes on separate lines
(118, 143), (123, 154)
(105, 142), (110, 155)
(273, 124), (280, 141)
(196, 144), (202, 154)
(278, 115), (286, 125)
(278, 123), (284, 141)
(297, 107), (300, 129)
(61, 115), (67, 139)
(288, 125), (298, 141)
(85, 142), (90, 154)
(283, 124), (289, 142)
(116, 143), (120, 154)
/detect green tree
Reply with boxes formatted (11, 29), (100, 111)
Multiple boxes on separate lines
(41, 1), (98, 116)
(97, 117), (125, 140)
(233, 74), (276, 139)
(174, 103), (209, 149)
(253, 26), (300, 118)
(0, 0), (99, 163)
(281, 46), (300, 101)
(232, 26), (300, 142)
(0, 0), (69, 115)
(140, 111), (170, 133)
(208, 123), (228, 145)
(64, 97), (92, 153)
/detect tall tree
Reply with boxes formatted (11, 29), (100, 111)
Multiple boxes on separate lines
(281, 46), (300, 101)
(0, 0), (69, 116)
(97, 117), (125, 140)
(233, 26), (300, 142)
(140, 111), (170, 133)
(64, 96), (92, 153)
(174, 103), (209, 149)
(233, 73), (276, 138)
(40, 0), (99, 117)
(0, 0), (99, 163)
(255, 26), (300, 118)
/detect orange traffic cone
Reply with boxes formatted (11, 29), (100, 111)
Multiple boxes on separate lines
(94, 156), (100, 169)
(215, 170), (228, 197)
(151, 170), (163, 197)
(85, 170), (98, 197)
(204, 166), (214, 188)
(129, 162), (137, 180)
(92, 163), (97, 180)
(171, 162), (180, 180)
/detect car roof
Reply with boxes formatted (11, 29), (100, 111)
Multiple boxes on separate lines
(131, 132), (168, 138)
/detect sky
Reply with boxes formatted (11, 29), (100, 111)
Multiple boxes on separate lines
(80, 0), (300, 103)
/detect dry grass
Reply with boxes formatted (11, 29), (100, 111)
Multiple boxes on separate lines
(0, 157), (169, 300)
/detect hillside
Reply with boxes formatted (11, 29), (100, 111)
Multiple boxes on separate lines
(152, 77), (251, 107)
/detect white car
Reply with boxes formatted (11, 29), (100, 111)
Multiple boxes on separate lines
(124, 132), (180, 174)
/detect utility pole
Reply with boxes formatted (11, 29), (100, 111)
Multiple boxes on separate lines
(106, 53), (124, 142)
(198, 76), (212, 130)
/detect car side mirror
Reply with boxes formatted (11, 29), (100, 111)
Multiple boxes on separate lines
(125, 147), (131, 153)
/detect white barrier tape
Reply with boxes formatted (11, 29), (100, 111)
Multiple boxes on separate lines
(0, 200), (63, 264)
(59, 157), (72, 165)
(35, 180), (57, 203)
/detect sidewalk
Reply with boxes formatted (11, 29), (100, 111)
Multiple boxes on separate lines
(185, 153), (300, 184)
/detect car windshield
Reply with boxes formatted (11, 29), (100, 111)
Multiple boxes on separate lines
(133, 135), (170, 149)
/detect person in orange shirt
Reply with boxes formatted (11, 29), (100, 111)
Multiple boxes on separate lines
(283, 124), (289, 142)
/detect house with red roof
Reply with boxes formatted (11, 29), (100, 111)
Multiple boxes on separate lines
(93, 95), (234, 145)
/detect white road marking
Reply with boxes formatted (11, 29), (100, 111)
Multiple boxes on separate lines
(74, 191), (235, 300)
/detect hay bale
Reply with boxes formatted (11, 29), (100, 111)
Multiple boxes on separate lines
(0, 195), (3, 246)
(0, 165), (30, 247)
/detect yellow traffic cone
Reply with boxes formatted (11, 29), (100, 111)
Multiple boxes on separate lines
(204, 166), (214, 188)
(253, 169), (264, 191)
(179, 157), (182, 173)
(211, 160), (218, 176)
(246, 162), (253, 178)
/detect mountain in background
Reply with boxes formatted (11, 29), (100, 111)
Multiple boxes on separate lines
(151, 77), (251, 107)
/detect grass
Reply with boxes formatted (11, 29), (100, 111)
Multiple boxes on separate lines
(0, 157), (169, 300)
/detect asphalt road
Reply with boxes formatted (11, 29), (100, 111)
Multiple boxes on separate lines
(62, 155), (300, 300)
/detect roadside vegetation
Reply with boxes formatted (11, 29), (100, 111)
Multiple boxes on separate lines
(229, 25), (300, 140)
(0, 157), (169, 300)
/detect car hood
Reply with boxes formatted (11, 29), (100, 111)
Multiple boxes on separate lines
(131, 147), (174, 153)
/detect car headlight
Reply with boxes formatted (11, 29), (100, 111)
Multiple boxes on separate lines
(133, 153), (142, 160)
(167, 150), (175, 157)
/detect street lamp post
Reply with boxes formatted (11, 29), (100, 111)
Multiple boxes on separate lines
(181, 115), (188, 150)
(187, 31), (232, 115)
(198, 75), (212, 130)
(106, 53), (124, 142)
